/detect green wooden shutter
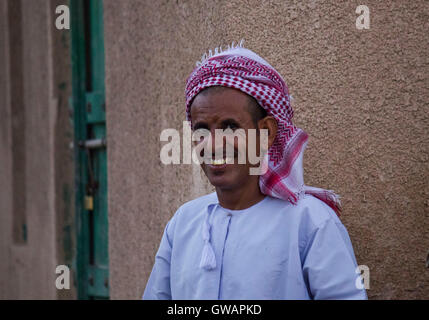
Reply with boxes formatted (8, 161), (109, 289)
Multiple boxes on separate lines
(70, 0), (109, 300)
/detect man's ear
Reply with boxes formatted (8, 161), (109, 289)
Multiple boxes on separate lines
(258, 116), (277, 149)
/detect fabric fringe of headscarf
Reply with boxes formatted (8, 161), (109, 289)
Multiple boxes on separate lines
(196, 39), (245, 67)
(303, 186), (342, 216)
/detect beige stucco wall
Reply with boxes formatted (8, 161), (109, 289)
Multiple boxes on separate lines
(1, 0), (427, 300)
(104, 0), (429, 299)
(0, 0), (75, 299)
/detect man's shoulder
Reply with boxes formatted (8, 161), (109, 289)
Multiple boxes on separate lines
(293, 193), (342, 228)
(165, 193), (216, 237)
(263, 193), (341, 230)
(174, 192), (217, 216)
(264, 194), (343, 243)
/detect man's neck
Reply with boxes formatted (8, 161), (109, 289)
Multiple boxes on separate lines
(215, 182), (265, 211)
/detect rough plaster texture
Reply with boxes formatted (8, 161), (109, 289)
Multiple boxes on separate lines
(50, 0), (76, 300)
(104, 0), (429, 299)
(0, 0), (75, 299)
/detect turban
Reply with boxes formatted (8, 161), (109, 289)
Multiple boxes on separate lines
(185, 41), (341, 217)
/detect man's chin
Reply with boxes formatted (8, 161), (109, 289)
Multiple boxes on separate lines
(206, 174), (238, 190)
(202, 164), (251, 190)
(207, 177), (232, 189)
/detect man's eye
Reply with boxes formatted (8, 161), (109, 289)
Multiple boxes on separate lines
(192, 128), (210, 144)
(226, 123), (238, 130)
(199, 132), (209, 140)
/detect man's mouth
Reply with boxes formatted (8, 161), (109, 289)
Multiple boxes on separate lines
(209, 157), (234, 166)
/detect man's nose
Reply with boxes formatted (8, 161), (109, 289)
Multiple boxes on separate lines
(206, 129), (225, 155)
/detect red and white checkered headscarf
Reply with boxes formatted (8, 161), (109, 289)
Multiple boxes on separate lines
(185, 44), (341, 217)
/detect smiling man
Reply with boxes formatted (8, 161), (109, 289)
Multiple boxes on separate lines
(143, 43), (367, 300)
(190, 86), (274, 210)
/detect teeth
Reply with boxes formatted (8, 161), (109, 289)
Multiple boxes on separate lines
(211, 158), (226, 165)
(210, 157), (234, 165)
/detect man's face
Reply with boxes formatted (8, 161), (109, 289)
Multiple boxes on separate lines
(190, 87), (261, 191)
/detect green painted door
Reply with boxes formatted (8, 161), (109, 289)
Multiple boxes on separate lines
(70, 0), (109, 300)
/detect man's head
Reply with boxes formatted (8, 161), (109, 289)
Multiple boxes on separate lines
(190, 86), (277, 191)
(185, 45), (342, 215)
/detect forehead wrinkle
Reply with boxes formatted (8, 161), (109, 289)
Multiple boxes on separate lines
(191, 89), (254, 125)
(192, 108), (250, 127)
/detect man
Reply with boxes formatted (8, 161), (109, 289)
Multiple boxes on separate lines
(143, 42), (367, 299)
